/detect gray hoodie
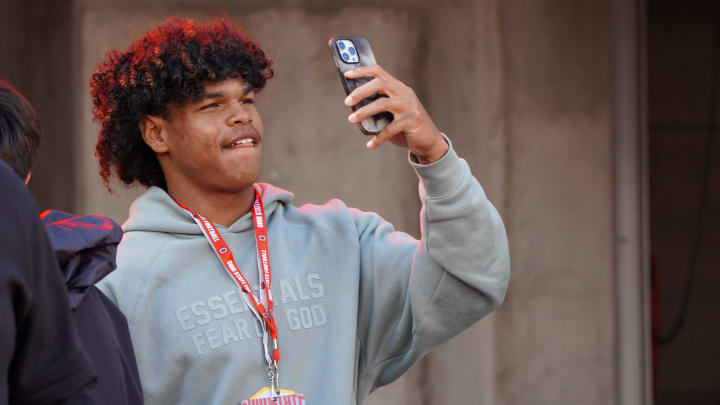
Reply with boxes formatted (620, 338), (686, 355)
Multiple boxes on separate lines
(98, 142), (510, 404)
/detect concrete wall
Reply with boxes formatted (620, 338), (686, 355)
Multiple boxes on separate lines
(0, 0), (632, 403)
(495, 1), (617, 404)
(0, 0), (75, 212)
(0, 1), (27, 89)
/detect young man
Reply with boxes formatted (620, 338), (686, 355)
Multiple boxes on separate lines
(0, 80), (143, 404)
(93, 18), (510, 405)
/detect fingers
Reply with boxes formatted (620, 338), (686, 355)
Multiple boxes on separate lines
(342, 65), (437, 153)
(344, 65), (409, 107)
(366, 117), (411, 149)
(348, 96), (407, 124)
(344, 78), (385, 107)
(343, 64), (389, 81)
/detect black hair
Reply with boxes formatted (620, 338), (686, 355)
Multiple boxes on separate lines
(0, 80), (41, 180)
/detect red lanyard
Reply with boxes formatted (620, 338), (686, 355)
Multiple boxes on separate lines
(176, 188), (280, 393)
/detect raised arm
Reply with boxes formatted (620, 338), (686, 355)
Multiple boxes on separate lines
(352, 137), (510, 398)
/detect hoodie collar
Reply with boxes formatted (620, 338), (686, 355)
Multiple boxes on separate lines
(123, 183), (294, 234)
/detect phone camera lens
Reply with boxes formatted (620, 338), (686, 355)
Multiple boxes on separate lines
(338, 41), (346, 49)
(342, 52), (350, 61)
(349, 47), (356, 55)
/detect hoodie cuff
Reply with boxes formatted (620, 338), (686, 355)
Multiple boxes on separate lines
(409, 134), (464, 198)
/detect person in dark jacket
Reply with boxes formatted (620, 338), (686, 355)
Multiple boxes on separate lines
(0, 79), (143, 404)
(0, 160), (97, 404)
(40, 210), (143, 405)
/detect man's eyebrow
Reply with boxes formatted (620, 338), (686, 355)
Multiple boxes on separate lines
(200, 91), (224, 100)
(197, 85), (255, 101)
(241, 85), (255, 96)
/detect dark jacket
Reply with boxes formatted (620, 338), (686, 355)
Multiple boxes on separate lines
(0, 161), (96, 404)
(41, 210), (143, 405)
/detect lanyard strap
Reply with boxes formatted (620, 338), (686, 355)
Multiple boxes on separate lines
(176, 189), (280, 377)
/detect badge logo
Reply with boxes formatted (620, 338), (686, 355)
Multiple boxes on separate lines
(240, 387), (306, 405)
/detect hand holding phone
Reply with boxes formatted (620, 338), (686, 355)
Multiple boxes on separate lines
(328, 36), (448, 163)
(328, 36), (393, 135)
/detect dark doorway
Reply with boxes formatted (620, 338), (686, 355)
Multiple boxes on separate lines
(648, 0), (720, 403)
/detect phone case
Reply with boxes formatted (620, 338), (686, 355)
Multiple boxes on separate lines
(328, 36), (393, 135)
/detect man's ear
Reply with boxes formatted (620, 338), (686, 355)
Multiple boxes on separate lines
(139, 114), (170, 153)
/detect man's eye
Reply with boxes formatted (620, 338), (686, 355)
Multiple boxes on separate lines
(241, 99), (255, 105)
(200, 102), (220, 110)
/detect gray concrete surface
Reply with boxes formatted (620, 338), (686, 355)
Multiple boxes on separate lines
(0, 0), (76, 212)
(495, 1), (617, 404)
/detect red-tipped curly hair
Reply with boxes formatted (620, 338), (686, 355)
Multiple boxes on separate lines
(91, 17), (273, 191)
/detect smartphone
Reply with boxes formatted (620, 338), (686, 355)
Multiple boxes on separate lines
(328, 36), (393, 135)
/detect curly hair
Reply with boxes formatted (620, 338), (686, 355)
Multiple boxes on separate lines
(91, 17), (273, 191)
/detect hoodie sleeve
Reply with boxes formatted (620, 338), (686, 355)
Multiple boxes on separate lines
(353, 137), (510, 396)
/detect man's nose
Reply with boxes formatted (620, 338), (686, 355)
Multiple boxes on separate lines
(227, 101), (252, 125)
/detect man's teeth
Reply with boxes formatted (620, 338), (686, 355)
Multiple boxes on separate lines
(230, 138), (253, 146)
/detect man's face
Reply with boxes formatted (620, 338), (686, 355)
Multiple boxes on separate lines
(159, 77), (264, 194)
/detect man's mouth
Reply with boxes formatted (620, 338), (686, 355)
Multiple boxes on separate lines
(222, 131), (260, 149)
(224, 137), (255, 148)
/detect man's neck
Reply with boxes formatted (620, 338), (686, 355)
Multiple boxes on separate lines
(168, 183), (256, 228)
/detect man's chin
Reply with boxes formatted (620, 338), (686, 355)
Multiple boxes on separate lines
(224, 149), (261, 171)
(221, 171), (260, 193)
